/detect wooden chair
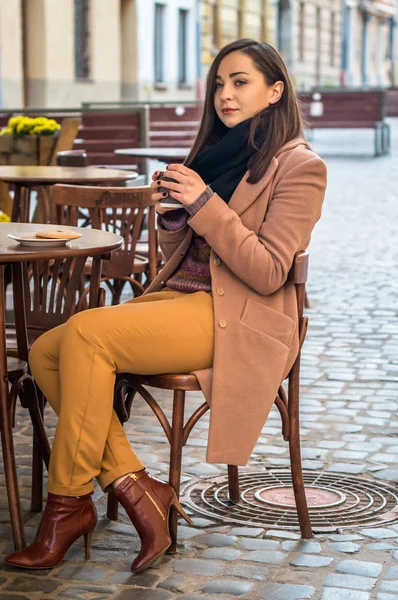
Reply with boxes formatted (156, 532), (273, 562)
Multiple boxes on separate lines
(109, 251), (312, 551)
(6, 256), (106, 515)
(56, 149), (88, 167)
(51, 184), (158, 303)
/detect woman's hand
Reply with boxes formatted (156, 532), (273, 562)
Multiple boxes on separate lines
(150, 170), (178, 214)
(156, 164), (207, 206)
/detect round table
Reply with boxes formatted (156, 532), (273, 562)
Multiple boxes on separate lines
(0, 166), (138, 223)
(115, 147), (189, 163)
(0, 222), (123, 550)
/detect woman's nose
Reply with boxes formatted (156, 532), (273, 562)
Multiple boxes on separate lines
(220, 84), (233, 101)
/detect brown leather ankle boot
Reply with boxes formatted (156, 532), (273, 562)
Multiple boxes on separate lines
(114, 470), (192, 573)
(4, 492), (97, 569)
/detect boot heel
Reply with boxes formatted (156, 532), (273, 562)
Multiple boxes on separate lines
(84, 530), (94, 560)
(172, 497), (193, 526)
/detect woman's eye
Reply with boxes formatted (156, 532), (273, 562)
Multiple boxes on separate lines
(215, 83), (223, 90)
(234, 80), (246, 87)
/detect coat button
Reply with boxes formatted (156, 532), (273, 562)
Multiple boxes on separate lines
(216, 287), (224, 296)
(214, 257), (221, 266)
(219, 319), (227, 328)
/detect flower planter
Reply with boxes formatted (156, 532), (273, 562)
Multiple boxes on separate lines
(0, 135), (58, 166)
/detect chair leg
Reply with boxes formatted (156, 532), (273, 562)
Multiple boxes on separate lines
(31, 433), (43, 512)
(288, 367), (313, 539)
(107, 488), (119, 520)
(167, 389), (185, 554)
(227, 465), (240, 504)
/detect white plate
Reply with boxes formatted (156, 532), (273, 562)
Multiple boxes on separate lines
(7, 233), (80, 247)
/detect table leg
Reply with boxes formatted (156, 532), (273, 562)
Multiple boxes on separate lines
(0, 264), (26, 549)
(11, 185), (22, 222)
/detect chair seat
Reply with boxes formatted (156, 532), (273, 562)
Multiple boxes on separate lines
(121, 372), (201, 392)
(7, 356), (28, 380)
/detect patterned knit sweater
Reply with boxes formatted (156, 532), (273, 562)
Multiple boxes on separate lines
(158, 186), (213, 294)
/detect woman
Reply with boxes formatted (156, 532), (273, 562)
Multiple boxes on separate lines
(5, 39), (326, 572)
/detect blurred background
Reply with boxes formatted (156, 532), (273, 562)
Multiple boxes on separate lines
(0, 0), (397, 109)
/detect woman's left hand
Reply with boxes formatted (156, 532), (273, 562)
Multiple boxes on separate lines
(159, 164), (207, 206)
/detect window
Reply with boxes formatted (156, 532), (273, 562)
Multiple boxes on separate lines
(154, 3), (165, 83)
(315, 6), (321, 85)
(212, 1), (221, 49)
(238, 0), (244, 38)
(74, 0), (91, 80)
(299, 2), (305, 61)
(178, 9), (189, 84)
(330, 11), (336, 66)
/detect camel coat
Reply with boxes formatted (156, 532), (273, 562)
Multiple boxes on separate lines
(145, 138), (327, 465)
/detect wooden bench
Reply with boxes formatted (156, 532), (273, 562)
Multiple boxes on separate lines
(298, 90), (391, 156)
(386, 88), (398, 117)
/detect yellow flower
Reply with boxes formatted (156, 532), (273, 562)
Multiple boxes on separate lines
(0, 212), (11, 222)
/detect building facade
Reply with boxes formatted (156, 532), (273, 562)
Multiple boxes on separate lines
(343, 0), (397, 87)
(0, 0), (198, 109)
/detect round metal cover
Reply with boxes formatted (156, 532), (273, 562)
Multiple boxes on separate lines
(183, 470), (398, 532)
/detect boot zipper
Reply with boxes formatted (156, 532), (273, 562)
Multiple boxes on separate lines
(130, 474), (166, 520)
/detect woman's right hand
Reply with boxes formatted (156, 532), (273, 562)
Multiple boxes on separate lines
(151, 170), (176, 214)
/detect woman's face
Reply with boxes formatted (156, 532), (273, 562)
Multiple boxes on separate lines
(214, 51), (284, 128)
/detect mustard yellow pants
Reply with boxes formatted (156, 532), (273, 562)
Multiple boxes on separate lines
(29, 289), (214, 496)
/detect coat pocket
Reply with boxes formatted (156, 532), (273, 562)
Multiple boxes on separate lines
(241, 299), (296, 348)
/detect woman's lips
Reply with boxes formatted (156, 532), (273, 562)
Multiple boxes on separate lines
(222, 108), (237, 115)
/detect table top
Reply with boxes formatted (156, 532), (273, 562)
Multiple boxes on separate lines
(0, 166), (138, 184)
(115, 147), (189, 162)
(0, 223), (123, 264)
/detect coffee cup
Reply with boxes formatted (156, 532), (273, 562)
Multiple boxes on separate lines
(159, 176), (183, 208)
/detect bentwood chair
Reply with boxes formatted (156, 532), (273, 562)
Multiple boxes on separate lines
(109, 251), (312, 551)
(51, 184), (158, 303)
(6, 256), (106, 514)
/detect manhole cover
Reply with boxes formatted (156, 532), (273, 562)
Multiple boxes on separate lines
(183, 470), (398, 532)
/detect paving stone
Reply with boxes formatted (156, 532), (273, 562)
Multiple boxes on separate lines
(157, 576), (189, 593)
(229, 527), (264, 537)
(360, 528), (398, 539)
(59, 585), (116, 599)
(55, 566), (108, 582)
(327, 463), (366, 474)
(260, 583), (315, 599)
(239, 537), (279, 551)
(376, 593), (398, 600)
(201, 547), (241, 560)
(201, 580), (253, 596)
(0, 595), (31, 600)
(173, 558), (222, 576)
(373, 470), (398, 482)
(289, 554), (333, 567)
(108, 572), (160, 586)
(282, 541), (321, 553)
(327, 534), (364, 542)
(4, 577), (62, 593)
(323, 573), (376, 590)
(225, 564), (269, 581)
(386, 566), (398, 578)
(197, 533), (237, 547)
(336, 559), (383, 577)
(113, 590), (172, 600)
(381, 581), (398, 593)
(367, 542), (396, 551)
(320, 590), (370, 600)
(325, 542), (361, 553)
(265, 530), (301, 540)
(242, 550), (286, 565)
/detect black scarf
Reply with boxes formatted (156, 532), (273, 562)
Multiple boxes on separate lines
(189, 109), (270, 203)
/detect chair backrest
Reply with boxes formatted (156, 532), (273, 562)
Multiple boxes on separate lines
(49, 117), (82, 165)
(14, 256), (95, 333)
(51, 184), (156, 279)
(287, 251), (309, 321)
(56, 149), (88, 167)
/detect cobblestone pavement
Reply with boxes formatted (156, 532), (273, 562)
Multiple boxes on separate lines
(1, 122), (398, 600)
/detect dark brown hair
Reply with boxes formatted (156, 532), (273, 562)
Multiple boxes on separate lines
(185, 39), (304, 184)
